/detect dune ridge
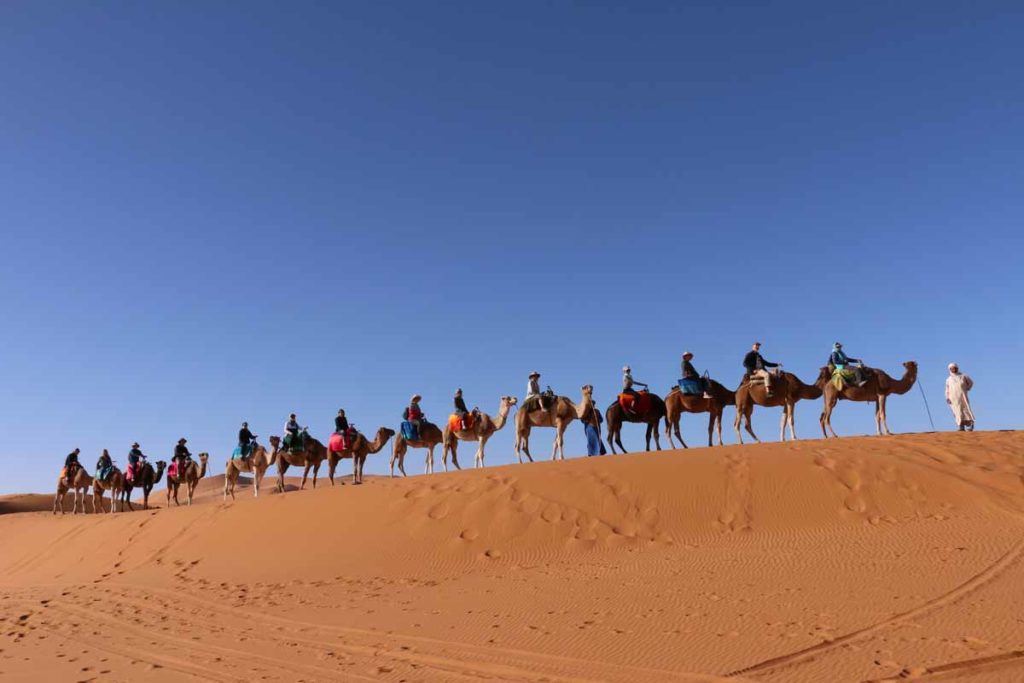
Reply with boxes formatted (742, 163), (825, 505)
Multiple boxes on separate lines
(1, 430), (1022, 682)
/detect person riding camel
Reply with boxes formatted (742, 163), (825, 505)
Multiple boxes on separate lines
(95, 449), (113, 482)
(743, 342), (781, 396)
(403, 395), (424, 440)
(64, 448), (81, 484)
(830, 342), (866, 386)
(334, 409), (351, 448)
(173, 438), (192, 476)
(621, 365), (648, 415)
(526, 372), (541, 405)
(283, 414), (301, 451)
(681, 352), (713, 399)
(238, 422), (255, 454)
(127, 442), (146, 480)
(453, 388), (478, 430)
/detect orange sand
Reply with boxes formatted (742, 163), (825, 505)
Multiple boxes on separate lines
(2, 431), (1023, 682)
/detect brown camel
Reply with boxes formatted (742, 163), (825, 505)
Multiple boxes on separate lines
(734, 371), (825, 444)
(93, 466), (125, 514)
(820, 361), (918, 437)
(223, 442), (272, 501)
(268, 435), (328, 492)
(664, 380), (737, 448)
(326, 427), (395, 485)
(391, 421), (443, 476)
(605, 391), (667, 454)
(166, 453), (208, 506)
(441, 396), (518, 471)
(120, 460), (166, 511)
(53, 466), (95, 515)
(514, 394), (577, 462)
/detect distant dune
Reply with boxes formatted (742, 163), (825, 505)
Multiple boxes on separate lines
(2, 431), (1022, 682)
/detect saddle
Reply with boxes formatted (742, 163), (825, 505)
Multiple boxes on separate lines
(618, 390), (652, 417)
(329, 430), (356, 452)
(448, 412), (475, 432)
(677, 378), (703, 396)
(283, 430), (309, 452)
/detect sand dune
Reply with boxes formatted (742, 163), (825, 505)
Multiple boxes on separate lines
(2, 431), (1023, 682)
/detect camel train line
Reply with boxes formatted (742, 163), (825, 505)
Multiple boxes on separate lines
(53, 360), (919, 514)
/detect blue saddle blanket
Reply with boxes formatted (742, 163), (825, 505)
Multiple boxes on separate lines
(401, 420), (418, 440)
(232, 443), (253, 460)
(678, 378), (703, 396)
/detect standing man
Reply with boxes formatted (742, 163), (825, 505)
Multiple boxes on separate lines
(743, 342), (781, 396)
(945, 363), (975, 431)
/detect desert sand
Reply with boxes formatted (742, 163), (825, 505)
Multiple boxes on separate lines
(2, 430), (1022, 682)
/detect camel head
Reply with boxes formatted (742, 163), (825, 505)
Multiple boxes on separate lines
(904, 361), (918, 373)
(501, 396), (518, 408)
(198, 452), (209, 465)
(816, 367), (831, 384)
(581, 384), (594, 399)
(155, 460), (167, 473)
(268, 435), (281, 450)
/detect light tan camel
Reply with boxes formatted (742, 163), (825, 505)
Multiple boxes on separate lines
(223, 442), (272, 501)
(93, 466), (125, 514)
(167, 453), (208, 506)
(734, 371), (825, 444)
(605, 391), (667, 454)
(326, 427), (395, 485)
(391, 421), (443, 476)
(268, 435), (328, 492)
(820, 361), (918, 437)
(664, 380), (737, 448)
(53, 466), (95, 515)
(514, 394), (577, 462)
(120, 460), (166, 511)
(441, 396), (518, 471)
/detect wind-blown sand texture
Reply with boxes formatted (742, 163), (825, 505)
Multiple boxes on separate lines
(2, 431), (1022, 682)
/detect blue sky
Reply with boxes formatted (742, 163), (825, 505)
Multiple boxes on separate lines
(1, 1), (1021, 494)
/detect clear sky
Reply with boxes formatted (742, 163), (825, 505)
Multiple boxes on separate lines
(1, 1), (1021, 494)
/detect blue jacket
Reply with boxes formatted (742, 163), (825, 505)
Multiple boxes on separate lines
(830, 350), (861, 368)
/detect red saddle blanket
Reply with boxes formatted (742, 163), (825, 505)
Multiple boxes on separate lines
(329, 431), (354, 452)
(618, 391), (652, 416)
(448, 413), (474, 432)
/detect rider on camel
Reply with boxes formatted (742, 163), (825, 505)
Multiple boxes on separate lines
(95, 449), (113, 482)
(403, 395), (424, 439)
(127, 442), (146, 480)
(830, 342), (866, 386)
(681, 352), (713, 399)
(283, 414), (301, 450)
(622, 365), (648, 415)
(454, 389), (478, 430)
(173, 438), (192, 476)
(743, 342), (781, 397)
(64, 448), (81, 484)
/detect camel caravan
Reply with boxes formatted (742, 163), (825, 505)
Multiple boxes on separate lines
(53, 341), (922, 514)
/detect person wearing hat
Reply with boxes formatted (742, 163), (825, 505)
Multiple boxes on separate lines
(127, 442), (146, 481)
(334, 410), (349, 434)
(681, 352), (713, 399)
(830, 342), (865, 386)
(742, 342), (781, 396)
(283, 413), (301, 450)
(621, 365), (648, 415)
(63, 447), (81, 485)
(526, 372), (541, 402)
(173, 438), (192, 475)
(403, 395), (424, 440)
(945, 363), (975, 431)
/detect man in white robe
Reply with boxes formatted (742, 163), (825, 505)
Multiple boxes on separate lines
(945, 363), (975, 431)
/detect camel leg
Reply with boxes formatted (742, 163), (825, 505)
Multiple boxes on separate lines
(707, 413), (715, 447)
(254, 467), (263, 497)
(389, 442), (399, 478)
(779, 409), (788, 441)
(665, 416), (676, 449)
(313, 461), (321, 488)
(425, 445), (433, 475)
(224, 471), (231, 502)
(477, 435), (489, 468)
(874, 398), (883, 436)
(352, 454), (359, 485)
(740, 405), (759, 444)
(789, 403), (798, 440)
(300, 463), (310, 490)
(327, 455), (337, 485)
(733, 409), (744, 445)
(879, 395), (892, 435)
(716, 410), (725, 446)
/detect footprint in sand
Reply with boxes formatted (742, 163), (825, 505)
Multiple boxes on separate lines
(459, 529), (479, 541)
(427, 502), (450, 520)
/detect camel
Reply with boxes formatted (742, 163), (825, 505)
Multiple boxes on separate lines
(268, 435), (328, 492)
(605, 391), (667, 454)
(734, 371), (825, 444)
(820, 361), (918, 437)
(326, 427), (395, 485)
(514, 394), (577, 462)
(664, 380), (737, 448)
(93, 467), (125, 514)
(223, 441), (272, 501)
(120, 460), (166, 511)
(441, 396), (518, 471)
(53, 466), (95, 515)
(391, 421), (443, 476)
(166, 453), (209, 506)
